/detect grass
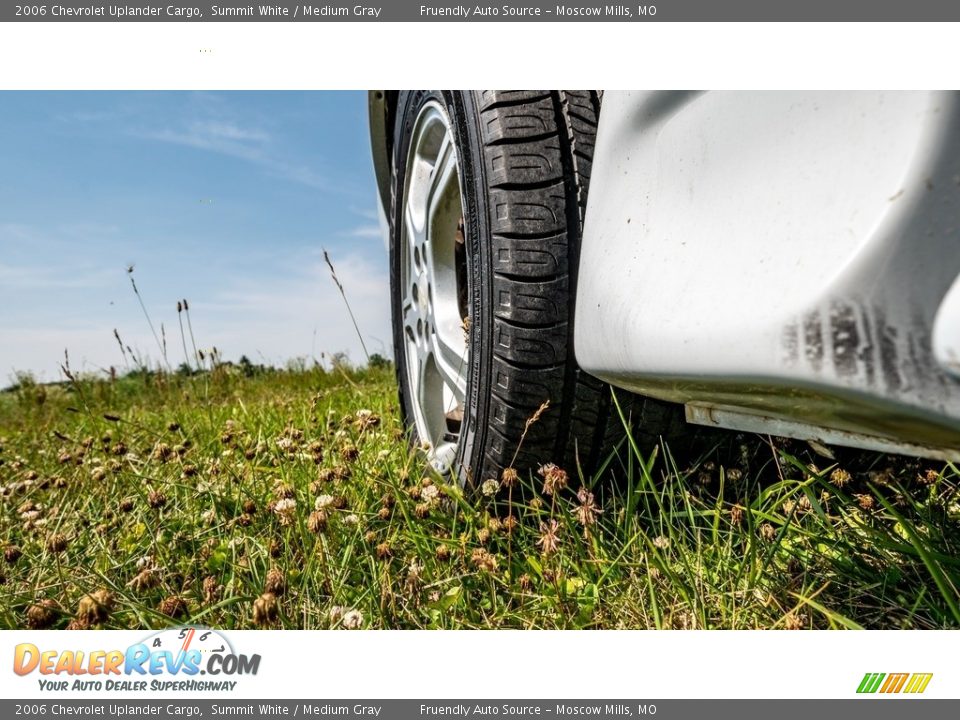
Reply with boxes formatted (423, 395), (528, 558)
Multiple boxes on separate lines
(1, 363), (959, 630)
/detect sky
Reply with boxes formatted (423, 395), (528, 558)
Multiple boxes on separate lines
(0, 91), (391, 384)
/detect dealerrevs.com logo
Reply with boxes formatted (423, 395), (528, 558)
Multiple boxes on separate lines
(857, 673), (933, 695)
(13, 627), (261, 692)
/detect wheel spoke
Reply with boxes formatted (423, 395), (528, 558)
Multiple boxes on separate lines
(428, 133), (457, 191)
(426, 138), (459, 220)
(414, 351), (432, 427)
(401, 295), (419, 336)
(404, 204), (424, 265)
(430, 328), (467, 401)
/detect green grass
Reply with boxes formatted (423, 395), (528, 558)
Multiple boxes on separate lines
(1, 364), (959, 630)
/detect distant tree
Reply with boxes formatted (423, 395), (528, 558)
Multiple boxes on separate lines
(368, 353), (391, 370)
(238, 355), (258, 378)
(286, 356), (308, 373)
(330, 352), (352, 371)
(9, 371), (47, 406)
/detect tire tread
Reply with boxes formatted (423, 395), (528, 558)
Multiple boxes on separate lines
(473, 90), (686, 481)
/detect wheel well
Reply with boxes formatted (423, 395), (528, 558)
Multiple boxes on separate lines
(369, 91), (399, 213)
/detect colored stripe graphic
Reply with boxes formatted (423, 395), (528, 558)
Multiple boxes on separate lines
(857, 672), (932, 694)
(857, 673), (885, 693)
(903, 674), (933, 694)
(880, 673), (909, 693)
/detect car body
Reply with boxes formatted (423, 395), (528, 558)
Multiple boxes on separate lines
(371, 91), (960, 463)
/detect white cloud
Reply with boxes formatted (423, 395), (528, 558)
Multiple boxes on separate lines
(340, 224), (383, 239)
(135, 119), (333, 191)
(0, 326), (160, 385)
(199, 250), (392, 367)
(138, 120), (270, 162)
(0, 262), (115, 289)
(0, 250), (393, 384)
(349, 206), (380, 221)
(191, 120), (270, 144)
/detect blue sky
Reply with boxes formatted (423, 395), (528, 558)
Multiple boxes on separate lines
(0, 91), (391, 382)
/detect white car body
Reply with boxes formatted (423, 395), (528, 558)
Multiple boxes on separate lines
(371, 91), (960, 462)
(577, 91), (960, 461)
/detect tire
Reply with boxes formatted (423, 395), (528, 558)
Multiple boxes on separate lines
(389, 90), (685, 488)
